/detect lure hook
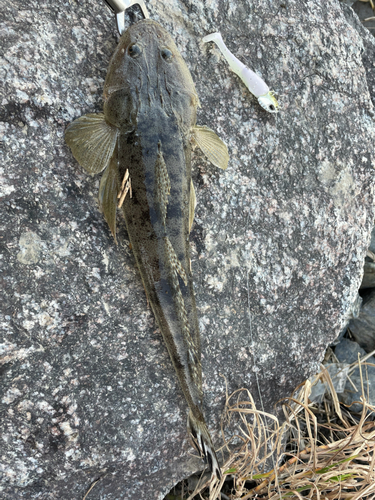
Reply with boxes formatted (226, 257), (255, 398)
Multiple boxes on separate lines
(103, 0), (149, 34)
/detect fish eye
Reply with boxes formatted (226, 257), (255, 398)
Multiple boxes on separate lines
(161, 48), (173, 62)
(269, 104), (275, 111)
(128, 43), (142, 58)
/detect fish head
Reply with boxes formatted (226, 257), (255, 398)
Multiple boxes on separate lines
(257, 91), (279, 114)
(104, 20), (199, 129)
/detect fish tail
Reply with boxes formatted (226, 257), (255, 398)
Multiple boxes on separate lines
(187, 410), (222, 480)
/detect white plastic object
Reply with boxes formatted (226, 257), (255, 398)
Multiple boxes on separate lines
(203, 32), (279, 114)
(104, 0), (149, 34)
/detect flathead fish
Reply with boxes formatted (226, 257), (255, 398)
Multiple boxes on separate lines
(65, 19), (228, 479)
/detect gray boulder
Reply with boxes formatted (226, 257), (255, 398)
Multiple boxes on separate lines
(334, 338), (375, 412)
(1, 0), (375, 498)
(352, 0), (375, 33)
(348, 290), (375, 352)
(361, 261), (375, 289)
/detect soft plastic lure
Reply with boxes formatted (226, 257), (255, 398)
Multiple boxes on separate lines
(203, 32), (279, 113)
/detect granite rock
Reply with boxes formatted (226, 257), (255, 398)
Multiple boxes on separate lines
(348, 290), (375, 351)
(1, 0), (375, 498)
(341, 1), (375, 108)
(362, 261), (375, 288)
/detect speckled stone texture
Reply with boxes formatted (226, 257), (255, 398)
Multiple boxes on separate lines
(1, 1), (375, 498)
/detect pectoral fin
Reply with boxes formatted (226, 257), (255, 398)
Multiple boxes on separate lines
(98, 153), (119, 242)
(192, 125), (229, 170)
(189, 180), (196, 233)
(65, 113), (119, 174)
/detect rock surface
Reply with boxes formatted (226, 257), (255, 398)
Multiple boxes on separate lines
(1, 0), (375, 498)
(348, 290), (375, 351)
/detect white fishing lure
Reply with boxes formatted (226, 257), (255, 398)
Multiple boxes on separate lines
(203, 32), (279, 114)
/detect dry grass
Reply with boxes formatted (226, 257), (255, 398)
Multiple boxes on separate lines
(184, 358), (375, 500)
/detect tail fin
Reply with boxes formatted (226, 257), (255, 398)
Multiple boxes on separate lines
(187, 411), (222, 480)
(202, 32), (223, 44)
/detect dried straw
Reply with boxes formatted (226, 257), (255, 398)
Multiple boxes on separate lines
(184, 355), (375, 500)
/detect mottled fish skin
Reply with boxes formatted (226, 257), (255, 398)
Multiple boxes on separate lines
(65, 19), (229, 479)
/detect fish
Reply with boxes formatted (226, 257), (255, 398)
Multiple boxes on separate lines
(203, 32), (279, 113)
(65, 19), (229, 479)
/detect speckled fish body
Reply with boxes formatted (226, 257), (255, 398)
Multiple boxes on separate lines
(107, 20), (207, 461)
(65, 19), (229, 479)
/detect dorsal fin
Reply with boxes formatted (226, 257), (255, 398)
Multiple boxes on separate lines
(155, 143), (171, 225)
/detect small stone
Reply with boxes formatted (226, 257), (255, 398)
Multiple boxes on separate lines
(348, 290), (375, 352)
(334, 338), (375, 412)
(361, 261), (375, 289)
